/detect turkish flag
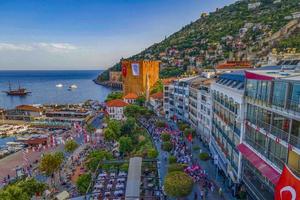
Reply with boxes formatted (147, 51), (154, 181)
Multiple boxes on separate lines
(275, 165), (300, 200)
(187, 133), (193, 142)
(122, 64), (127, 77)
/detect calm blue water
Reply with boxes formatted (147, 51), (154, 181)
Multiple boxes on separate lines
(0, 70), (112, 109)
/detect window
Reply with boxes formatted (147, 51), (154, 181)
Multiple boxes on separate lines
(289, 83), (300, 112)
(273, 81), (287, 107)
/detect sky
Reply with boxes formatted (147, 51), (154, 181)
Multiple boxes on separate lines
(0, 0), (236, 70)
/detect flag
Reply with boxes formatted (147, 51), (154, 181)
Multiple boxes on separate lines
(187, 133), (193, 142)
(131, 63), (139, 76)
(275, 165), (300, 200)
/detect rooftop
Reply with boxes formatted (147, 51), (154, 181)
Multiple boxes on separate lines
(150, 92), (163, 100)
(123, 93), (138, 99)
(246, 65), (300, 81)
(16, 105), (42, 112)
(106, 99), (129, 107)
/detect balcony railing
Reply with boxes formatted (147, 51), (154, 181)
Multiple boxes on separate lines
(247, 119), (289, 142)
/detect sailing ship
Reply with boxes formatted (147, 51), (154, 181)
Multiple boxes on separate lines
(3, 82), (31, 96)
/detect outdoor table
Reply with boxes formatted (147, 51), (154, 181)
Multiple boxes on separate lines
(148, 183), (154, 188)
(110, 172), (116, 177)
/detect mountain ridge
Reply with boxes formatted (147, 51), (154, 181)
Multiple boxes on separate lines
(97, 0), (300, 81)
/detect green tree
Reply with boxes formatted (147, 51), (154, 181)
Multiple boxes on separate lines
(86, 124), (95, 134)
(168, 155), (177, 164)
(86, 150), (113, 172)
(161, 133), (171, 142)
(135, 96), (146, 106)
(76, 173), (91, 194)
(168, 163), (187, 173)
(0, 185), (29, 200)
(0, 178), (47, 200)
(39, 152), (64, 186)
(107, 119), (121, 137)
(164, 171), (193, 198)
(147, 148), (158, 159)
(162, 141), (173, 152)
(64, 139), (79, 153)
(105, 91), (123, 102)
(119, 136), (133, 154)
(120, 117), (136, 135)
(104, 128), (117, 141)
(124, 105), (143, 118)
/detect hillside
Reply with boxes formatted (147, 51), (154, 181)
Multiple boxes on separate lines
(97, 0), (300, 81)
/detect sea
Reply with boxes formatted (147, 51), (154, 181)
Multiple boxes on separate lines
(0, 70), (112, 109)
(0, 70), (112, 147)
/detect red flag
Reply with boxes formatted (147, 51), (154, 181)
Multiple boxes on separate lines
(122, 64), (127, 77)
(187, 133), (193, 142)
(275, 165), (300, 200)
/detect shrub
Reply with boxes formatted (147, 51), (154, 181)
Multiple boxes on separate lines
(156, 121), (166, 128)
(199, 152), (210, 161)
(168, 156), (177, 164)
(168, 163), (187, 173)
(147, 148), (159, 159)
(161, 133), (171, 142)
(162, 141), (173, 152)
(164, 171), (193, 198)
(192, 146), (200, 151)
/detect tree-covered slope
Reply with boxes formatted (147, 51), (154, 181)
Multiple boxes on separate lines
(98, 0), (300, 81)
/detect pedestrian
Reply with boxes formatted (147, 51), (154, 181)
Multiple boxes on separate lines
(219, 187), (223, 197)
(200, 189), (204, 199)
(210, 183), (215, 192)
(194, 192), (198, 200)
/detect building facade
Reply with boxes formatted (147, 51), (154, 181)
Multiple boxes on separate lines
(122, 60), (160, 98)
(164, 76), (200, 122)
(106, 99), (129, 120)
(210, 72), (246, 192)
(239, 66), (300, 200)
(189, 78), (213, 143)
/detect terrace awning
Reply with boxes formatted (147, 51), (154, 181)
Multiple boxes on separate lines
(125, 157), (142, 200)
(237, 143), (280, 185)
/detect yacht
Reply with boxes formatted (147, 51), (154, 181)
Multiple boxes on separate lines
(56, 83), (63, 88)
(68, 84), (78, 90)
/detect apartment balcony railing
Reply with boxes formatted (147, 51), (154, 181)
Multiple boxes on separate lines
(246, 96), (300, 119)
(213, 120), (237, 152)
(247, 119), (289, 142)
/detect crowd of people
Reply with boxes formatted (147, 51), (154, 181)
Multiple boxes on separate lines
(139, 116), (223, 200)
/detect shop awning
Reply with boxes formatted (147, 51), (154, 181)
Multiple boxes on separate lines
(237, 143), (280, 185)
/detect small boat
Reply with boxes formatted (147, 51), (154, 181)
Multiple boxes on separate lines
(3, 82), (31, 96)
(68, 84), (78, 90)
(56, 84), (63, 88)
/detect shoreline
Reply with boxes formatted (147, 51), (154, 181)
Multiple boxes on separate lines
(93, 78), (123, 90)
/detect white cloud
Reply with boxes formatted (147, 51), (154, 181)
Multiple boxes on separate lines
(0, 42), (78, 53)
(0, 43), (33, 51)
(35, 43), (78, 52)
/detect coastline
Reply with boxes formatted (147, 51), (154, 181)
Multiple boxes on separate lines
(93, 78), (123, 90)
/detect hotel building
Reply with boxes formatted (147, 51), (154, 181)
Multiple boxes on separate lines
(189, 78), (214, 143)
(239, 65), (300, 200)
(163, 76), (200, 122)
(210, 71), (246, 190)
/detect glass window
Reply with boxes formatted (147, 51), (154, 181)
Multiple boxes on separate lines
(289, 83), (300, 112)
(273, 81), (287, 107)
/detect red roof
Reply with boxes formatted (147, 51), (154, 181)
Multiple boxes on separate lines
(216, 61), (252, 70)
(237, 143), (280, 184)
(106, 99), (129, 107)
(123, 93), (138, 99)
(150, 92), (163, 100)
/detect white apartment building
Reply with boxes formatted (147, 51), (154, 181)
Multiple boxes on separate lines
(189, 78), (214, 143)
(106, 99), (129, 120)
(210, 71), (246, 193)
(164, 76), (200, 122)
